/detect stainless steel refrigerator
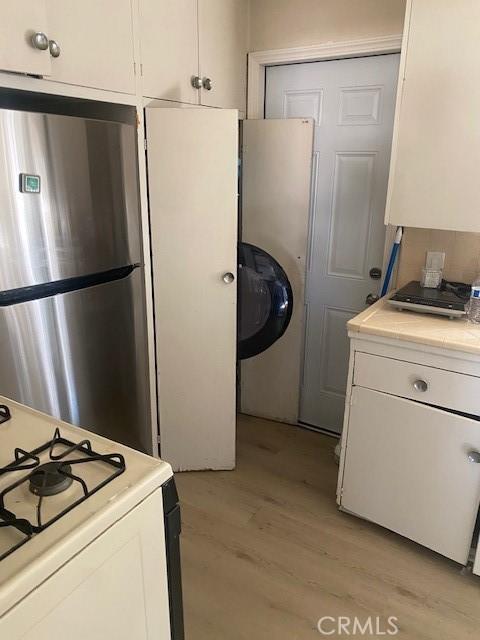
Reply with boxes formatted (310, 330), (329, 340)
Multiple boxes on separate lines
(0, 107), (152, 453)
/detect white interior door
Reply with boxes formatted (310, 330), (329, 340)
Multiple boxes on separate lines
(241, 119), (313, 424)
(146, 108), (238, 471)
(266, 54), (400, 434)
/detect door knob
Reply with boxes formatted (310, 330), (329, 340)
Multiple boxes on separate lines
(412, 379), (428, 392)
(467, 450), (480, 464)
(31, 32), (49, 51)
(222, 272), (235, 284)
(191, 76), (202, 89)
(369, 267), (382, 280)
(49, 39), (61, 58)
(365, 293), (379, 306)
(202, 77), (213, 91)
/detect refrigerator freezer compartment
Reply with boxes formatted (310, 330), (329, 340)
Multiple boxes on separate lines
(0, 108), (142, 291)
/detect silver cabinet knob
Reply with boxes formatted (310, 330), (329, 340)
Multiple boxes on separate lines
(365, 293), (379, 306)
(202, 77), (213, 91)
(467, 450), (480, 464)
(49, 39), (61, 58)
(191, 76), (202, 89)
(413, 379), (428, 392)
(222, 272), (235, 284)
(31, 32), (49, 51)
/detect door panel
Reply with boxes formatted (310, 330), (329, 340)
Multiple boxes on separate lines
(46, 0), (136, 94)
(0, 110), (141, 291)
(139, 0), (199, 104)
(341, 387), (480, 564)
(241, 119), (313, 424)
(266, 54), (400, 433)
(0, 269), (151, 453)
(146, 108), (237, 471)
(198, 0), (248, 111)
(0, 1), (51, 76)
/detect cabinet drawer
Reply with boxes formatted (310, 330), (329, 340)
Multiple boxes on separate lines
(354, 352), (480, 416)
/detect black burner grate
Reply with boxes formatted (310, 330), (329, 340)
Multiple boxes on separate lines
(0, 427), (126, 562)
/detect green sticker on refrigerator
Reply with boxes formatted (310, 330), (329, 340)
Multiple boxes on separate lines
(20, 173), (41, 193)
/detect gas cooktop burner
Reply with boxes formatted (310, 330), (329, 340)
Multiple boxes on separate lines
(29, 462), (74, 497)
(0, 422), (126, 562)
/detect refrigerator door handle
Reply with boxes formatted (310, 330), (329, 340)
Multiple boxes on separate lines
(0, 265), (138, 307)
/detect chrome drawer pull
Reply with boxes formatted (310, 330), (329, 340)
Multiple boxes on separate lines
(413, 379), (428, 392)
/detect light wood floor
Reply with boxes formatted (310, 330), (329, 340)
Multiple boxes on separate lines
(175, 414), (480, 639)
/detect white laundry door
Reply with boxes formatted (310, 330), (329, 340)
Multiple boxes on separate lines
(146, 108), (238, 471)
(266, 54), (399, 433)
(241, 119), (313, 424)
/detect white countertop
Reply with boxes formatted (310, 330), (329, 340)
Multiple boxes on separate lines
(348, 295), (480, 355)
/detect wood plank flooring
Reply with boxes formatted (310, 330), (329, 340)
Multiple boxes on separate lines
(175, 414), (480, 639)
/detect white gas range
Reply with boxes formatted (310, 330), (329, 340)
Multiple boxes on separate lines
(0, 397), (184, 639)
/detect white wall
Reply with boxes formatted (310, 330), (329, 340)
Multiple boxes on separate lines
(248, 0), (406, 51)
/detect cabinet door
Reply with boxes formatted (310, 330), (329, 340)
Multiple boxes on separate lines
(198, 0), (248, 111)
(0, 1), (51, 76)
(46, 0), (136, 94)
(139, 0), (199, 104)
(386, 0), (480, 232)
(341, 387), (480, 564)
(146, 108), (238, 471)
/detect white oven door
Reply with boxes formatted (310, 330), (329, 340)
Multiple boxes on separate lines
(0, 489), (171, 640)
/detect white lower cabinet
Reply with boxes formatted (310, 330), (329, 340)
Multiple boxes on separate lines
(341, 386), (480, 564)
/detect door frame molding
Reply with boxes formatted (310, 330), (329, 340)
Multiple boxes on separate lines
(247, 34), (403, 120)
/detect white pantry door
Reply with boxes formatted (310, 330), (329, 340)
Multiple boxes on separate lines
(241, 119), (314, 424)
(146, 108), (238, 471)
(266, 54), (399, 434)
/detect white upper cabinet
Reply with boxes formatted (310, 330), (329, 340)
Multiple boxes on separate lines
(0, 0), (247, 107)
(386, 0), (480, 232)
(0, 1), (51, 76)
(45, 1), (136, 94)
(139, 0), (199, 104)
(138, 0), (248, 111)
(198, 0), (248, 112)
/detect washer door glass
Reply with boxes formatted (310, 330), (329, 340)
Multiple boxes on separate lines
(238, 242), (293, 360)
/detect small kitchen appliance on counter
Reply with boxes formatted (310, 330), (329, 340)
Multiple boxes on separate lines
(0, 397), (184, 640)
(388, 280), (470, 318)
